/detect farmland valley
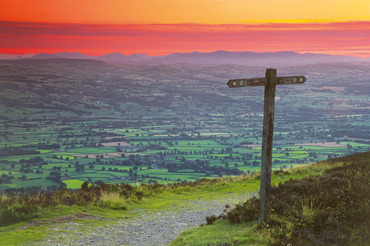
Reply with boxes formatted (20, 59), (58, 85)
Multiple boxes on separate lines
(0, 59), (369, 192)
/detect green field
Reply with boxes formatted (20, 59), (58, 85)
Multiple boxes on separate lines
(62, 179), (85, 189)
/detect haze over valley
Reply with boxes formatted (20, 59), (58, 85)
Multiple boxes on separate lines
(0, 57), (369, 191)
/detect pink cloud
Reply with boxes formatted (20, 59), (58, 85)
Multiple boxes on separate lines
(0, 21), (369, 57)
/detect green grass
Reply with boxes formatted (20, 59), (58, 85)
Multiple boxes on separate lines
(0, 224), (49, 246)
(62, 179), (85, 189)
(171, 220), (268, 246)
(0, 152), (366, 245)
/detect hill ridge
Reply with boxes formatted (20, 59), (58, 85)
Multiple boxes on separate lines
(7, 50), (369, 66)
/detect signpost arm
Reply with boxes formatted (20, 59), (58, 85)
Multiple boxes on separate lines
(259, 68), (277, 224)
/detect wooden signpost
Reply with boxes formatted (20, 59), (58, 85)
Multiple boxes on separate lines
(227, 68), (306, 224)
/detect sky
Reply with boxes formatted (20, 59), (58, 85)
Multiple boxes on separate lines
(0, 0), (369, 57)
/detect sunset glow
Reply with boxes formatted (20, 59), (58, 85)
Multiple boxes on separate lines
(0, 0), (369, 57)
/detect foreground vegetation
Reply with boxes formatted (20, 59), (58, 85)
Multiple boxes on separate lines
(0, 175), (251, 227)
(172, 151), (369, 246)
(1, 152), (367, 245)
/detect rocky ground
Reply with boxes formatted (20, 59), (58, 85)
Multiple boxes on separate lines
(37, 192), (254, 246)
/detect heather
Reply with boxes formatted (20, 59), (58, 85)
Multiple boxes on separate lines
(209, 152), (369, 245)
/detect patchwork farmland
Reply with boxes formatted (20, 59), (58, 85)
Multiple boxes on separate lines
(0, 60), (369, 192)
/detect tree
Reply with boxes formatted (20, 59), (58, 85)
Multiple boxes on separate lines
(48, 171), (61, 182)
(81, 181), (89, 191)
(347, 143), (353, 151)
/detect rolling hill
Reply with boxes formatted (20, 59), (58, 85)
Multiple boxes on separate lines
(16, 50), (370, 66)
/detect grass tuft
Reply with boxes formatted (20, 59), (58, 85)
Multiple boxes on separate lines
(99, 191), (127, 210)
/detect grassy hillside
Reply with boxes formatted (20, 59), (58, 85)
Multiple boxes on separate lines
(0, 152), (368, 245)
(172, 151), (369, 246)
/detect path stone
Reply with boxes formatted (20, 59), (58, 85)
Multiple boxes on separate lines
(37, 193), (255, 246)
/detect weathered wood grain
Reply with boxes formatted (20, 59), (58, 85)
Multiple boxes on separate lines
(227, 68), (306, 224)
(227, 75), (306, 88)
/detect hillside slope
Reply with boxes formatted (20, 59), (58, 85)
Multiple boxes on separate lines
(172, 151), (369, 246)
(0, 152), (368, 245)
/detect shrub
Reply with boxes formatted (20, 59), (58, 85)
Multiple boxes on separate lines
(223, 196), (260, 224)
(206, 215), (218, 225)
(0, 203), (41, 226)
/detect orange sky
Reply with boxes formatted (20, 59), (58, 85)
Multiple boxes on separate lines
(2, 0), (370, 24)
(0, 0), (369, 57)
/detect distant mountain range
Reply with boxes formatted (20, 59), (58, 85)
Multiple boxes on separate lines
(11, 50), (370, 66)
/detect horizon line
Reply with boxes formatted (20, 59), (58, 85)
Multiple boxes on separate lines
(1, 50), (369, 60)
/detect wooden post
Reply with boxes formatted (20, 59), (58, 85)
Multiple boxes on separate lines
(227, 69), (306, 224)
(259, 68), (276, 224)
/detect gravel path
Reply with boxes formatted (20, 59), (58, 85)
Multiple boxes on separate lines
(38, 192), (254, 246)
